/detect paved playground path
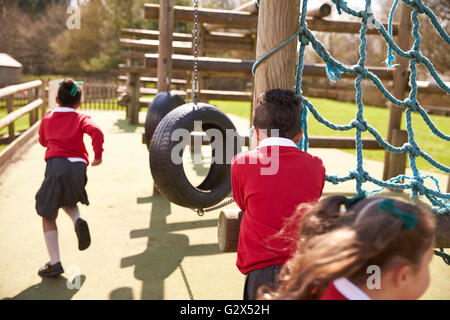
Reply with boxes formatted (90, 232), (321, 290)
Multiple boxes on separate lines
(0, 110), (448, 300)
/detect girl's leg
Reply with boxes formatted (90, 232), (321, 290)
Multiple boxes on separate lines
(63, 205), (91, 250)
(63, 205), (80, 225)
(42, 212), (60, 265)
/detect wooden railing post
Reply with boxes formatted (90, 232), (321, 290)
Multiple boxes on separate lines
(6, 95), (14, 143)
(383, 2), (412, 180)
(29, 87), (39, 125)
(42, 81), (48, 116)
(128, 72), (140, 124)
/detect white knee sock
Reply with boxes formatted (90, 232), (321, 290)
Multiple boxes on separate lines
(63, 206), (81, 225)
(44, 230), (60, 265)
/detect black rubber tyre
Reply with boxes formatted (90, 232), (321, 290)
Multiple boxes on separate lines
(144, 91), (185, 149)
(150, 103), (240, 209)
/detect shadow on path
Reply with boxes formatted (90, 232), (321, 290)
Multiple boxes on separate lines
(112, 193), (221, 299)
(114, 119), (144, 133)
(3, 275), (86, 300)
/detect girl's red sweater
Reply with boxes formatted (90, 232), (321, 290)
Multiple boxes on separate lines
(38, 109), (104, 165)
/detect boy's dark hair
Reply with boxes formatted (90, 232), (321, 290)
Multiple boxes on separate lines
(253, 89), (302, 139)
(57, 78), (82, 108)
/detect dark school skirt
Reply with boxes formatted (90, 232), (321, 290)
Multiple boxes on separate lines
(35, 157), (89, 217)
(243, 264), (282, 300)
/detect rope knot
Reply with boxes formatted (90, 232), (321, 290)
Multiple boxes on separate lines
(349, 170), (368, 183)
(410, 177), (425, 195)
(404, 98), (419, 112)
(350, 119), (368, 132)
(353, 65), (369, 78)
(359, 10), (369, 21)
(409, 50), (423, 63)
(327, 175), (340, 185)
(405, 142), (420, 158)
(412, 0), (426, 14)
(298, 27), (310, 46)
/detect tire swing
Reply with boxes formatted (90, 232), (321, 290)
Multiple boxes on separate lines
(149, 0), (239, 212)
(144, 92), (185, 148)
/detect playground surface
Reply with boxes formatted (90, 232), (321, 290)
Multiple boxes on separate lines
(0, 110), (449, 300)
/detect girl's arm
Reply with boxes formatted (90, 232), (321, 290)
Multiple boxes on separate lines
(81, 116), (104, 161)
(38, 120), (47, 147)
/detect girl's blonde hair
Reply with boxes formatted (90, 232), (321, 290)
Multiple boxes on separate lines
(261, 195), (436, 300)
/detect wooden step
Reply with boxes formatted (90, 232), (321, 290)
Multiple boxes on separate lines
(119, 86), (252, 102)
(144, 54), (394, 80)
(120, 29), (254, 52)
(120, 38), (193, 55)
(119, 76), (187, 85)
(144, 4), (398, 35)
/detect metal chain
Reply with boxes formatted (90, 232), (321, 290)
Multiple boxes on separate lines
(194, 198), (235, 216)
(192, 0), (200, 104)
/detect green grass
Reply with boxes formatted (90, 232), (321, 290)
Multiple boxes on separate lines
(0, 107), (40, 152)
(209, 98), (449, 173)
(1, 96), (448, 173)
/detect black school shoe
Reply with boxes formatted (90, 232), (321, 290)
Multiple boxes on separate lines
(38, 261), (64, 277)
(75, 218), (91, 251)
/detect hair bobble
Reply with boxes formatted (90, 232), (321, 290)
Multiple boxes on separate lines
(378, 199), (418, 230)
(59, 80), (84, 97)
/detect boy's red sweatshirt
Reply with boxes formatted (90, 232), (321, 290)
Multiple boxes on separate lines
(231, 138), (325, 275)
(38, 107), (104, 165)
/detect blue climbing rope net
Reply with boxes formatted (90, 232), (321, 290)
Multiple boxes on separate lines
(253, 0), (449, 216)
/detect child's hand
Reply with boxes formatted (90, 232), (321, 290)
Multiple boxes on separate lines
(91, 159), (102, 166)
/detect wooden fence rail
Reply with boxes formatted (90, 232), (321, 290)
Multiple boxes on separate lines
(79, 78), (121, 110)
(0, 80), (46, 173)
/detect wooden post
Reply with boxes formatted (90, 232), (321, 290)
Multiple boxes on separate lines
(253, 0), (300, 120)
(42, 81), (48, 117)
(28, 88), (37, 126)
(196, 24), (206, 102)
(6, 95), (14, 143)
(249, 34), (257, 127)
(218, 209), (244, 252)
(383, 2), (412, 180)
(157, 0), (174, 94)
(154, 0), (175, 195)
(128, 72), (140, 124)
(387, 129), (408, 183)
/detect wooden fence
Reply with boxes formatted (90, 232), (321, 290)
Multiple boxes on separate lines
(0, 80), (46, 173)
(78, 77), (122, 110)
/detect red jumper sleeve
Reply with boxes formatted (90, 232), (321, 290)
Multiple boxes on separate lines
(38, 119), (47, 147)
(82, 116), (104, 160)
(231, 158), (245, 213)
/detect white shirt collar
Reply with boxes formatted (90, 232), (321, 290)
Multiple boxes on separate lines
(53, 106), (77, 113)
(257, 137), (298, 148)
(333, 278), (371, 300)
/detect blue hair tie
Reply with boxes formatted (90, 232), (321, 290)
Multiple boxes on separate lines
(378, 199), (418, 230)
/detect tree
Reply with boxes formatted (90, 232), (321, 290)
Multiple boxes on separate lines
(0, 1), (67, 74)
